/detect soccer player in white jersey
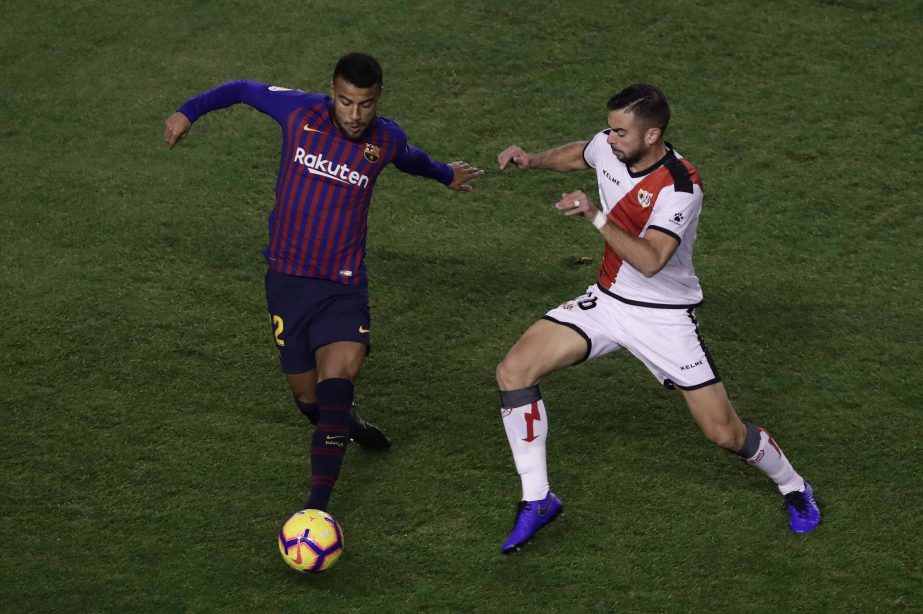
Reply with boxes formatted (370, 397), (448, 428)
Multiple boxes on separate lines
(495, 84), (821, 553)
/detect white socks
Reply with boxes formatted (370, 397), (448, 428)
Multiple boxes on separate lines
(743, 424), (806, 495)
(500, 397), (807, 500)
(500, 387), (550, 501)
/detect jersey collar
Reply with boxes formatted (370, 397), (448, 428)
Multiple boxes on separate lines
(627, 142), (676, 179)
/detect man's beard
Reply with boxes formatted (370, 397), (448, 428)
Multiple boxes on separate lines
(613, 146), (643, 167)
(333, 117), (366, 141)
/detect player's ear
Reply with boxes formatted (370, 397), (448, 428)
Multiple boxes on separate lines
(645, 127), (661, 145)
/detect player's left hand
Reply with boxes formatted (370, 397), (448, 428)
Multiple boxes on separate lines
(447, 161), (485, 192)
(163, 112), (192, 149)
(554, 190), (598, 221)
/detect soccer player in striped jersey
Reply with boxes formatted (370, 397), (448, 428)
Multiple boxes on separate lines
(163, 53), (483, 514)
(495, 84), (820, 553)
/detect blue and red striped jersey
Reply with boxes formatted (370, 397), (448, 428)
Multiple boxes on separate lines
(177, 80), (453, 286)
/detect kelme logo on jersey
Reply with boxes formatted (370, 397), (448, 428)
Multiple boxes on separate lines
(602, 169), (621, 186)
(637, 188), (653, 208)
(293, 147), (370, 188)
(364, 143), (381, 163)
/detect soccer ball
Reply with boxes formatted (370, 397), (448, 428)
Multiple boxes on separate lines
(277, 509), (344, 573)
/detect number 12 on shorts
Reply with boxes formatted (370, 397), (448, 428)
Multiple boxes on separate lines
(271, 315), (285, 347)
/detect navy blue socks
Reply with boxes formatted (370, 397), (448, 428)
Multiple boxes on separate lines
(294, 397), (319, 424)
(305, 378), (353, 511)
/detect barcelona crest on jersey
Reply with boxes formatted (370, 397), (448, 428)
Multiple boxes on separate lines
(364, 143), (381, 163)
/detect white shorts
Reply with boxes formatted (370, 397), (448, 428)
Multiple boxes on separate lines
(544, 284), (720, 390)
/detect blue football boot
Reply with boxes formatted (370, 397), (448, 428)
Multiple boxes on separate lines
(501, 491), (563, 554)
(783, 482), (822, 534)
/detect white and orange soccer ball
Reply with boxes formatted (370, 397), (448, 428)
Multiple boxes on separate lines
(277, 509), (344, 573)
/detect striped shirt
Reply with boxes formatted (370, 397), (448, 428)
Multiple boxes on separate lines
(178, 80), (453, 286)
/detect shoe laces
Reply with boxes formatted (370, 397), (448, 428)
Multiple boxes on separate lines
(783, 490), (808, 514)
(511, 500), (537, 524)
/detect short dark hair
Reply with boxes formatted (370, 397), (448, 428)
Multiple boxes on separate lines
(607, 84), (670, 133)
(333, 52), (383, 88)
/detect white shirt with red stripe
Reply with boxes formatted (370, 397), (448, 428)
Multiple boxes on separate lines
(583, 131), (704, 307)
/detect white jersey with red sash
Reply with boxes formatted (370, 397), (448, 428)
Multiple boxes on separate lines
(583, 131), (704, 308)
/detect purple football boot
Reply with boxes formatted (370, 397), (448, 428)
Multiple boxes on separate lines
(501, 491), (563, 554)
(783, 482), (822, 534)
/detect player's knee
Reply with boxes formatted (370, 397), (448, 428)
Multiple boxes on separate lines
(496, 356), (535, 390)
(701, 422), (745, 451)
(293, 392), (315, 405)
(495, 360), (512, 388)
(316, 360), (362, 383)
(287, 379), (316, 404)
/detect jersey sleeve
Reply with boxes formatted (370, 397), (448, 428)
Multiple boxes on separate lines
(582, 130), (608, 169)
(390, 125), (453, 185)
(645, 186), (702, 244)
(176, 80), (307, 126)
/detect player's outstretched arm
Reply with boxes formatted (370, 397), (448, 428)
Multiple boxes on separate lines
(447, 161), (485, 192)
(392, 144), (483, 191)
(163, 112), (192, 148)
(498, 141), (589, 172)
(164, 81), (299, 149)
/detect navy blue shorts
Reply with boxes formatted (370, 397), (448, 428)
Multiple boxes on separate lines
(264, 270), (371, 374)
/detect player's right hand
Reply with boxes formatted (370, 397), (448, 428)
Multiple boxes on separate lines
(163, 112), (192, 148)
(498, 145), (531, 171)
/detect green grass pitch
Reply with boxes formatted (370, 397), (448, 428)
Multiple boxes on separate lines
(1, 0), (921, 611)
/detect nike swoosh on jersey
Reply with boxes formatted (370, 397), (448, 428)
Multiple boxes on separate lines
(358, 326), (370, 334)
(303, 126), (324, 133)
